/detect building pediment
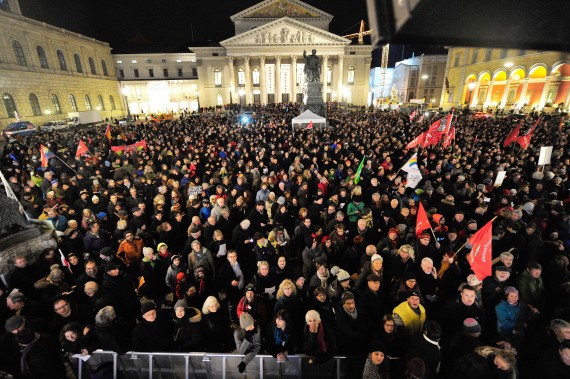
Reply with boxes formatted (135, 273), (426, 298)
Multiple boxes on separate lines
(221, 17), (350, 47)
(230, 0), (332, 22)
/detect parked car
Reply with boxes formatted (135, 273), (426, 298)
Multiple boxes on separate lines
(118, 117), (128, 125)
(2, 121), (37, 140)
(40, 121), (68, 132)
(63, 117), (79, 127)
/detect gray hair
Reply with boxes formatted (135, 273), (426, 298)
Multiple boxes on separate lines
(142, 247), (154, 258)
(550, 319), (570, 333)
(305, 309), (321, 324)
(202, 296), (220, 315)
(95, 306), (116, 327)
(500, 251), (514, 260)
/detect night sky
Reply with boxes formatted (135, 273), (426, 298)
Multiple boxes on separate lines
(19, 0), (446, 67)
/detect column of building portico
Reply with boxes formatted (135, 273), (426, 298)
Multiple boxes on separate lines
(260, 57), (266, 104)
(291, 56), (297, 103)
(484, 80), (494, 109)
(518, 78), (530, 107)
(499, 78), (512, 108)
(322, 55), (329, 98)
(538, 76), (553, 109)
(227, 57), (236, 104)
(471, 82), (481, 108)
(275, 56), (281, 103)
(244, 57), (252, 104)
(337, 55), (344, 101)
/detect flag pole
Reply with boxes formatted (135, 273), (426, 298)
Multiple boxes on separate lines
(54, 155), (77, 174)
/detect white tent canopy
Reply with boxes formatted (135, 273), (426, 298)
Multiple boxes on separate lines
(291, 110), (326, 130)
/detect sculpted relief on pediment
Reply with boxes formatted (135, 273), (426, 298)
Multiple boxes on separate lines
(249, 0), (318, 18)
(254, 27), (315, 44)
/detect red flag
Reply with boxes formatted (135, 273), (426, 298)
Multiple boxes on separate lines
(442, 126), (455, 148)
(59, 249), (72, 274)
(76, 140), (89, 157)
(503, 122), (522, 147)
(307, 121), (313, 130)
(105, 124), (112, 141)
(405, 132), (426, 149)
(409, 110), (418, 122)
(422, 115), (450, 147)
(467, 220), (493, 280)
(416, 202), (430, 238)
(516, 118), (540, 150)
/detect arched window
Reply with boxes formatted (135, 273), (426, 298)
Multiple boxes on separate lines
(74, 54), (83, 73)
(3, 93), (18, 118)
(237, 67), (245, 87)
(69, 94), (78, 112)
(214, 67), (222, 87)
(109, 95), (116, 110)
(29, 93), (41, 116)
(85, 95), (92, 110)
(57, 50), (67, 71)
(36, 46), (49, 68)
(97, 95), (105, 110)
(88, 57), (97, 75)
(12, 41), (26, 66)
(252, 67), (260, 86)
(50, 94), (62, 114)
(347, 66), (355, 85)
(101, 60), (108, 76)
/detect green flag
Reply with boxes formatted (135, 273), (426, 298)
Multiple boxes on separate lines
(354, 155), (366, 185)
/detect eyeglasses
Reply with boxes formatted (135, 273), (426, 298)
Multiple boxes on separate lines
(54, 304), (69, 311)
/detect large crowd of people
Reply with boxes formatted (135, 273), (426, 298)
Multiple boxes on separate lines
(0, 102), (569, 379)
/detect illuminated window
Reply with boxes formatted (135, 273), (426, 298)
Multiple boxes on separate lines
(347, 66), (355, 85)
(85, 94), (92, 110)
(37, 46), (48, 68)
(214, 68), (222, 87)
(3, 93), (17, 118)
(57, 50), (67, 71)
(217, 94), (223, 106)
(29, 94), (41, 116)
(13, 41), (26, 66)
(238, 67), (245, 87)
(252, 67), (260, 86)
(131, 60), (137, 64)
(98, 95), (105, 110)
(50, 94), (62, 114)
(69, 94), (78, 112)
(471, 49), (479, 64)
(74, 54), (83, 73)
(116, 60), (122, 64)
(109, 96), (116, 110)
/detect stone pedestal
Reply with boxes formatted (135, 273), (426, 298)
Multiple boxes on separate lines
(302, 82), (326, 119)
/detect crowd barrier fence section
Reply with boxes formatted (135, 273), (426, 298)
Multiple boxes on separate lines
(74, 351), (350, 379)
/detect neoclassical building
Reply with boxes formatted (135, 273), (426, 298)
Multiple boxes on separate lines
(190, 0), (373, 107)
(441, 47), (570, 111)
(0, 0), (123, 129)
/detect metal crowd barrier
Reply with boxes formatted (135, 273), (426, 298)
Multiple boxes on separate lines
(74, 351), (352, 379)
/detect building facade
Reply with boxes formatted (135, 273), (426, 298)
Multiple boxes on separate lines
(441, 47), (570, 112)
(390, 55), (447, 108)
(0, 0), (123, 129)
(190, 0), (373, 108)
(113, 51), (199, 114)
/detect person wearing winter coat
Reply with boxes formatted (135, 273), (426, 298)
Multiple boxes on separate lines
(16, 328), (66, 379)
(95, 306), (132, 354)
(132, 302), (174, 352)
(334, 292), (367, 356)
(393, 290), (427, 336)
(303, 309), (337, 365)
(233, 312), (262, 373)
(165, 255), (186, 293)
(171, 299), (202, 352)
(266, 309), (300, 361)
(201, 296), (235, 352)
(362, 341), (390, 379)
(59, 321), (99, 356)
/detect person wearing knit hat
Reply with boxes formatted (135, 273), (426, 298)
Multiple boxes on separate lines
(235, 312), (261, 373)
(495, 286), (527, 339)
(393, 289), (427, 335)
(141, 301), (156, 316)
(371, 253), (383, 263)
(362, 340), (388, 378)
(463, 318), (482, 335)
(174, 299), (187, 310)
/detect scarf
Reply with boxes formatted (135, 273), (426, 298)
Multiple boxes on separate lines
(143, 256), (155, 268)
(315, 322), (327, 353)
(274, 326), (289, 346)
(198, 278), (205, 294)
(345, 308), (358, 320)
(317, 269), (330, 289)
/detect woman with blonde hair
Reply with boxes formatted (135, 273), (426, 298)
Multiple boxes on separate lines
(274, 279), (305, 334)
(392, 244), (416, 284)
(201, 296), (234, 352)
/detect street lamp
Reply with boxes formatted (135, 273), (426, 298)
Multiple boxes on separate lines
(45, 109), (52, 122)
(121, 87), (131, 122)
(466, 82), (476, 107)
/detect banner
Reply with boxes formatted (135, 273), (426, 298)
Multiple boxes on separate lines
(537, 146), (553, 165)
(110, 140), (148, 154)
(400, 153), (422, 188)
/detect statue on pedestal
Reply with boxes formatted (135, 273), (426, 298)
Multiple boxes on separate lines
(303, 49), (321, 83)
